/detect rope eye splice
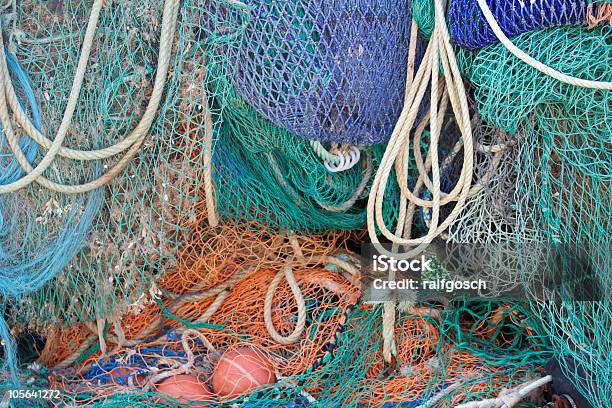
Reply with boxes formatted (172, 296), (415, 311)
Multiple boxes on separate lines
(0, 0), (181, 195)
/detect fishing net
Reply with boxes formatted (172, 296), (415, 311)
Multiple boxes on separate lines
(0, 0), (248, 384)
(38, 300), (550, 407)
(212, 83), (406, 232)
(448, 0), (595, 50)
(230, 0), (424, 145)
(455, 22), (612, 405)
(33, 210), (360, 370)
(1, 207), (550, 406)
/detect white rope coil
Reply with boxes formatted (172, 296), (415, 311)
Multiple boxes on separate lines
(310, 140), (361, 173)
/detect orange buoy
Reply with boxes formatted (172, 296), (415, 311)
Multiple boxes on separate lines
(212, 346), (276, 399)
(156, 374), (214, 407)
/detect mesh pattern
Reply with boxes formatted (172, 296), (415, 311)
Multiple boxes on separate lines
(18, 217), (550, 406)
(2, 0), (247, 329)
(449, 0), (590, 49)
(41, 302), (549, 407)
(212, 83), (404, 232)
(231, 0), (423, 145)
(458, 24), (611, 405)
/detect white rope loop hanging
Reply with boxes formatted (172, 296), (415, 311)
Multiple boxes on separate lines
(367, 0), (475, 260)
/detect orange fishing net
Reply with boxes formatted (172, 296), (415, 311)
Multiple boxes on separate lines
(173, 266), (359, 377)
(366, 349), (500, 406)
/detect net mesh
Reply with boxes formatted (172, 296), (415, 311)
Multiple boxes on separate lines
(213, 82), (405, 232)
(1, 0), (246, 329)
(448, 0), (592, 50)
(38, 295), (550, 407)
(454, 23), (612, 406)
(0, 0), (609, 406)
(1, 212), (550, 406)
(230, 0), (424, 145)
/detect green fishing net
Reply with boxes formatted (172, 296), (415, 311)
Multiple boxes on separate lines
(456, 24), (611, 405)
(212, 82), (405, 232)
(3, 0), (247, 330)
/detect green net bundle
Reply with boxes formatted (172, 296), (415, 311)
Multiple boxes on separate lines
(1, 0), (246, 339)
(212, 83), (406, 232)
(456, 24), (612, 405)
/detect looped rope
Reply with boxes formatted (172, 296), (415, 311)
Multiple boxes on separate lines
(310, 140), (361, 172)
(476, 0), (612, 90)
(264, 264), (307, 345)
(369, 0), (481, 364)
(0, 0), (180, 193)
(315, 150), (373, 212)
(324, 146), (361, 173)
(368, 0), (476, 258)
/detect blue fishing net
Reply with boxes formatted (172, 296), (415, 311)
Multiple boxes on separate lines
(232, 0), (423, 145)
(449, 0), (591, 50)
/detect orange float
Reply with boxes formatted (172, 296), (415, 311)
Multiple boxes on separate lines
(156, 374), (214, 407)
(212, 346), (276, 399)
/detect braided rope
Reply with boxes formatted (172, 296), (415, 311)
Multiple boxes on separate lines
(368, 0), (483, 363)
(367, 0), (475, 258)
(202, 85), (219, 227)
(264, 265), (307, 345)
(309, 140), (361, 172)
(0, 0), (180, 193)
(454, 375), (552, 408)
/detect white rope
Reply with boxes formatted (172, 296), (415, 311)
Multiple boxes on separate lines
(367, 0), (476, 259)
(455, 375), (552, 408)
(324, 146), (360, 173)
(263, 265), (307, 345)
(0, 0), (180, 193)
(476, 0), (612, 90)
(310, 140), (361, 172)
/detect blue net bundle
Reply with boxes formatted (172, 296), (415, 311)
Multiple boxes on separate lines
(231, 0), (424, 145)
(448, 0), (593, 50)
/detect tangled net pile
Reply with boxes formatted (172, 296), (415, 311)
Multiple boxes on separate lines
(447, 1), (612, 405)
(0, 0), (247, 381)
(213, 83), (407, 232)
(0, 0), (609, 406)
(18, 217), (550, 407)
